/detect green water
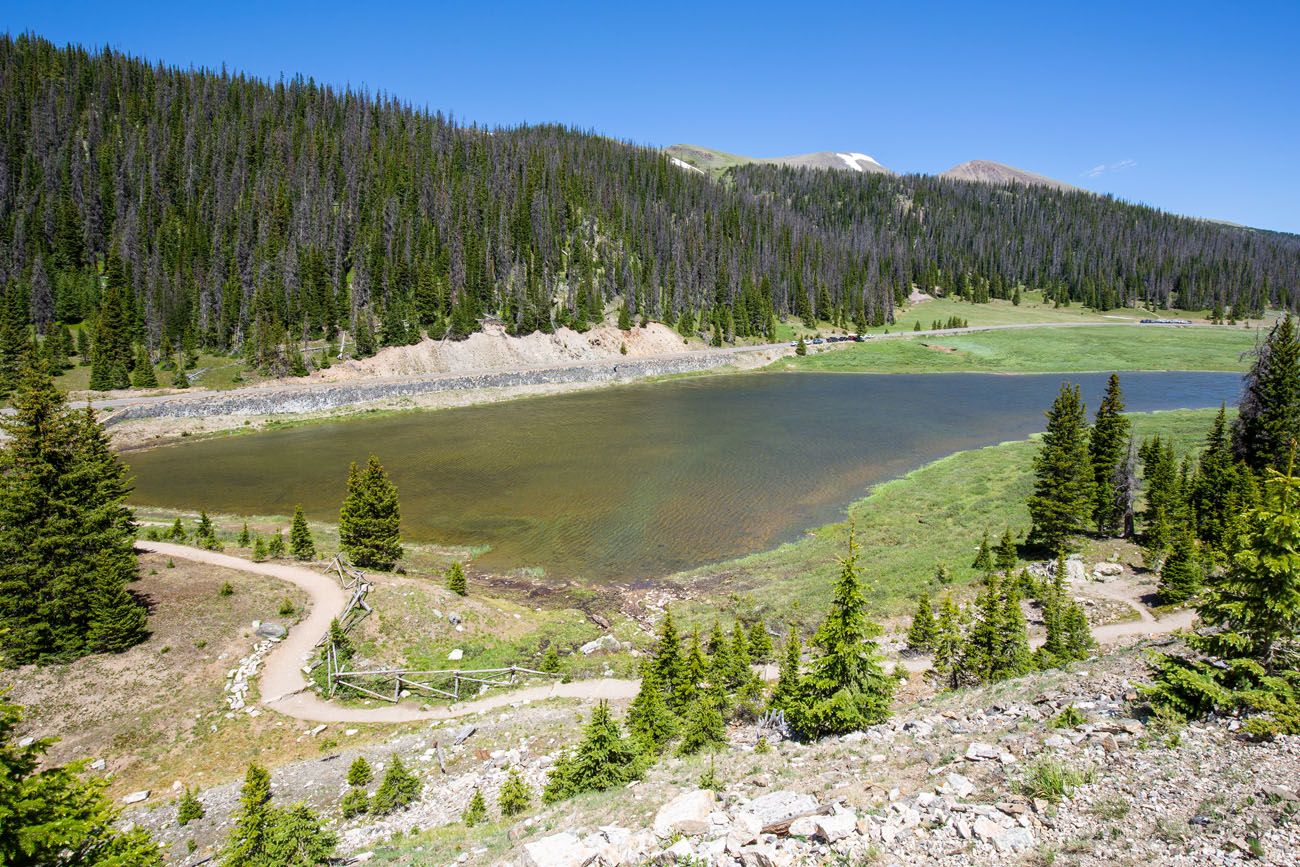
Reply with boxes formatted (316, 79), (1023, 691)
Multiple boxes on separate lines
(127, 371), (1240, 581)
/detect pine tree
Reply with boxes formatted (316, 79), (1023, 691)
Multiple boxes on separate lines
(177, 787), (205, 826)
(1027, 383), (1094, 549)
(653, 609), (685, 705)
(906, 592), (937, 652)
(267, 530), (285, 558)
(252, 536), (268, 561)
(338, 455), (403, 569)
(1158, 532), (1203, 605)
(446, 561), (467, 596)
(769, 629), (803, 713)
(0, 698), (160, 865)
(498, 766), (532, 818)
(1062, 601), (1096, 661)
(171, 364), (189, 388)
(540, 644), (561, 673)
(195, 511), (220, 550)
(0, 360), (147, 663)
(222, 764), (274, 866)
(677, 687), (727, 755)
(168, 517), (187, 541)
(1233, 313), (1300, 473)
(626, 659), (676, 754)
(675, 628), (708, 711)
(289, 506), (315, 560)
(934, 562), (953, 585)
(929, 596), (966, 690)
(238, 522), (251, 547)
(1191, 406), (1246, 553)
(972, 531), (995, 573)
(994, 528), (1018, 573)
(1089, 374), (1131, 535)
(131, 346), (158, 388)
(347, 757), (373, 787)
(462, 789), (488, 827)
(747, 619), (774, 662)
(371, 756), (422, 815)
(787, 527), (894, 738)
(542, 701), (640, 803)
(795, 336), (807, 356)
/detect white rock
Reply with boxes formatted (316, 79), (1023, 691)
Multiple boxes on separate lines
(972, 816), (1002, 841)
(728, 810), (763, 845)
(308, 724), (326, 736)
(345, 728), (358, 736)
(579, 634), (620, 655)
(520, 832), (598, 867)
(122, 790), (149, 804)
(448, 648), (464, 661)
(739, 790), (818, 828)
(89, 758), (106, 770)
(941, 772), (975, 798)
(997, 825), (1035, 852)
(654, 789), (715, 837)
(868, 753), (887, 763)
(812, 807), (857, 842)
(965, 742), (999, 761)
(787, 816), (818, 837)
(1093, 562), (1124, 577)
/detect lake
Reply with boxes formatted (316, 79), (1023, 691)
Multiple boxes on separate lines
(126, 371), (1241, 581)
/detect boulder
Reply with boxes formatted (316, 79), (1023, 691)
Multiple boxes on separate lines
(520, 832), (597, 867)
(964, 742), (998, 761)
(812, 807), (857, 842)
(996, 825), (1035, 852)
(122, 790), (149, 804)
(1066, 558), (1086, 584)
(447, 648), (464, 661)
(1093, 562), (1124, 577)
(254, 621), (287, 640)
(739, 790), (818, 828)
(940, 772), (975, 799)
(972, 816), (1003, 842)
(579, 634), (621, 655)
(653, 789), (715, 837)
(649, 839), (695, 865)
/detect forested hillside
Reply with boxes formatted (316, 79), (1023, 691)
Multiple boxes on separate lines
(1, 34), (1297, 387)
(732, 166), (1300, 315)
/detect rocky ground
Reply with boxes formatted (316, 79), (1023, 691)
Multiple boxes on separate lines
(125, 644), (1299, 866)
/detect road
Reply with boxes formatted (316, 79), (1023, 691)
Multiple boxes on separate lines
(86, 320), (1154, 417)
(143, 540), (1195, 724)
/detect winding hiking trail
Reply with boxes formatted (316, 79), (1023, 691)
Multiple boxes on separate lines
(137, 541), (638, 724)
(141, 541), (1195, 725)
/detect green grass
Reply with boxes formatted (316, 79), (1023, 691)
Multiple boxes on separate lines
(676, 408), (1226, 628)
(780, 324), (1260, 375)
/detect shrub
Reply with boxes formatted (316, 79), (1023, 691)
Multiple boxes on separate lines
(1017, 759), (1089, 804)
(462, 789), (488, 827)
(371, 756), (421, 815)
(340, 788), (369, 819)
(498, 766), (532, 818)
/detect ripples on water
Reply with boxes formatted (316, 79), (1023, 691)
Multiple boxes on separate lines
(127, 371), (1242, 581)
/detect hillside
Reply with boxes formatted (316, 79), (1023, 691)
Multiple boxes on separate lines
(941, 159), (1079, 191)
(1, 33), (1297, 389)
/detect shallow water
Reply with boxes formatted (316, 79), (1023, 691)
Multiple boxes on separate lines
(127, 371), (1241, 581)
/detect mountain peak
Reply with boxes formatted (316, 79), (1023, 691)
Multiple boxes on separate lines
(665, 144), (893, 176)
(940, 160), (1077, 191)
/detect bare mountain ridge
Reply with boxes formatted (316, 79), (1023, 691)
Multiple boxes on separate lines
(664, 144), (893, 177)
(940, 159), (1079, 191)
(665, 145), (1075, 191)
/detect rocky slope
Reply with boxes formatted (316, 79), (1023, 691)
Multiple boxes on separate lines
(940, 160), (1078, 191)
(665, 144), (893, 177)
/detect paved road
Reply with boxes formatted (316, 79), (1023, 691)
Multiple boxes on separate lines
(145, 541), (1195, 724)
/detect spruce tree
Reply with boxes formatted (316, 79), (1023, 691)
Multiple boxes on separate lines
(540, 644), (561, 673)
(498, 766), (532, 818)
(747, 619), (774, 662)
(795, 336), (807, 356)
(1027, 383), (1094, 549)
(972, 531), (995, 573)
(289, 506), (315, 560)
(1158, 532), (1203, 605)
(627, 659), (676, 754)
(674, 627), (707, 711)
(446, 561), (467, 596)
(338, 455), (403, 569)
(0, 698), (160, 864)
(1062, 601), (1096, 661)
(994, 528), (1019, 573)
(768, 629), (803, 713)
(1147, 459), (1300, 735)
(131, 346), (158, 388)
(906, 592), (937, 652)
(787, 528), (894, 738)
(267, 530), (285, 559)
(238, 522), (251, 547)
(0, 361), (147, 663)
(195, 510), (220, 550)
(461, 789), (488, 827)
(371, 756), (422, 815)
(346, 757), (372, 787)
(1089, 374), (1131, 534)
(1191, 406), (1246, 553)
(1233, 313), (1300, 473)
(728, 621), (755, 689)
(177, 787), (205, 826)
(653, 609), (685, 705)
(541, 701), (640, 803)
(929, 596), (966, 690)
(677, 687), (727, 755)
(222, 765), (274, 865)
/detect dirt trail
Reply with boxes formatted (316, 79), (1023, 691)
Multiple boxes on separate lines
(137, 541), (636, 724)
(146, 542), (1195, 724)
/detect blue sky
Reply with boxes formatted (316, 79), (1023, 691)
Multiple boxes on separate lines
(6, 1), (1298, 232)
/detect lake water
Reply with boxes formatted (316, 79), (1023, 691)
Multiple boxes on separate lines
(126, 371), (1241, 582)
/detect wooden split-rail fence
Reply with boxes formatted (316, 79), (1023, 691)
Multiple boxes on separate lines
(312, 553), (560, 703)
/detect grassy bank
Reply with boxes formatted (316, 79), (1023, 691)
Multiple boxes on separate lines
(780, 325), (1259, 375)
(676, 407), (1228, 629)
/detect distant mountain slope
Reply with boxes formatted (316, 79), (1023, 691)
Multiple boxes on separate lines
(665, 144), (892, 177)
(941, 159), (1078, 191)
